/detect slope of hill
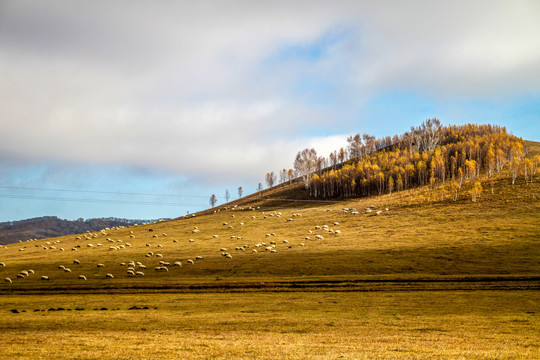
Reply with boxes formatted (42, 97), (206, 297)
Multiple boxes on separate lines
(1, 153), (538, 292)
(0, 216), (166, 245)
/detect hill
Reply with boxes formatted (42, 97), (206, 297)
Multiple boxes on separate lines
(1, 140), (538, 292)
(0, 216), (166, 245)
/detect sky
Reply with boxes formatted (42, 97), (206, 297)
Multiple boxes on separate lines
(1, 0), (539, 222)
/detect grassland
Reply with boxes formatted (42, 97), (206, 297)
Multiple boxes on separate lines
(1, 291), (538, 359)
(0, 145), (539, 358)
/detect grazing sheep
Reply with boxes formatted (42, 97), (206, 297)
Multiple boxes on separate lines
(223, 222), (228, 226)
(187, 259), (194, 264)
(225, 253), (232, 259)
(189, 239), (195, 242)
(305, 236), (312, 241)
(162, 233), (167, 237)
(335, 230), (341, 235)
(282, 240), (289, 244)
(300, 243), (306, 246)
(20, 270), (29, 276)
(156, 253), (163, 258)
(154, 266), (168, 272)
(106, 273), (114, 278)
(334, 222), (340, 226)
(87, 244), (94, 247)
(4, 277), (12, 283)
(0, 262), (5, 266)
(213, 235), (219, 238)
(120, 262), (126, 266)
(287, 218), (294, 222)
(127, 270), (135, 276)
(315, 235), (324, 240)
(315, 226), (321, 230)
(28, 269), (34, 274)
(135, 271), (144, 276)
(157, 244), (163, 248)
(97, 264), (105, 268)
(192, 229), (200, 233)
(41, 276), (49, 281)
(146, 244), (151, 247)
(195, 256), (204, 260)
(173, 239), (178, 243)
(376, 210), (383, 215)
(173, 261), (182, 267)
(73, 259), (80, 264)
(64, 268), (72, 273)
(139, 265), (147, 269)
(252, 249), (258, 253)
(130, 234), (135, 238)
(58, 265), (65, 270)
(220, 248), (228, 252)
(78, 275), (87, 280)
(152, 234), (158, 238)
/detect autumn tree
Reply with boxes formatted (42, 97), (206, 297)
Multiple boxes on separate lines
(265, 171), (277, 188)
(237, 186), (243, 198)
(287, 169), (294, 184)
(279, 169), (287, 184)
(388, 176), (394, 194)
(294, 148), (318, 189)
(209, 194), (217, 208)
(471, 181), (482, 203)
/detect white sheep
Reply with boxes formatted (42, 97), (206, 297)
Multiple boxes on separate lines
(135, 271), (144, 276)
(73, 259), (80, 264)
(213, 235), (219, 238)
(78, 275), (87, 280)
(187, 259), (194, 264)
(315, 235), (324, 240)
(173, 261), (182, 267)
(4, 277), (12, 283)
(195, 256), (204, 260)
(189, 239), (195, 242)
(64, 268), (72, 273)
(97, 264), (105, 268)
(106, 273), (114, 278)
(127, 270), (135, 276)
(300, 243), (306, 246)
(0, 262), (5, 266)
(41, 275), (50, 281)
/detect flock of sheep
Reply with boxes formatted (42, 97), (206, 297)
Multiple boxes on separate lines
(1, 204), (389, 285)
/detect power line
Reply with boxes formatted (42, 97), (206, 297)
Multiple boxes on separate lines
(0, 194), (209, 207)
(0, 186), (216, 199)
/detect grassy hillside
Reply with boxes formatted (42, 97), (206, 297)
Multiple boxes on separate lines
(1, 152), (538, 292)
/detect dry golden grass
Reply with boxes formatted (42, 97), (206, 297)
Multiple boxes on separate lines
(1, 171), (538, 291)
(1, 291), (538, 359)
(0, 161), (538, 359)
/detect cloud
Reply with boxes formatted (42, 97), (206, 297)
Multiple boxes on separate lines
(1, 0), (539, 185)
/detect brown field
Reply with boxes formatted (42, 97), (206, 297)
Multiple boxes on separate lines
(1, 291), (539, 359)
(1, 144), (539, 359)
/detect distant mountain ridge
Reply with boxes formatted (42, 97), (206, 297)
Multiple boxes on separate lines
(0, 216), (168, 245)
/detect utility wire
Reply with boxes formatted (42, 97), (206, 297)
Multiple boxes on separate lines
(0, 186), (215, 199)
(0, 194), (208, 207)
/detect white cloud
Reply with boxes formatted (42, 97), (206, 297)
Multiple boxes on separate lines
(1, 0), (539, 185)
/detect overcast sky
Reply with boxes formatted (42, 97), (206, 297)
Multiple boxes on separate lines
(1, 1), (539, 222)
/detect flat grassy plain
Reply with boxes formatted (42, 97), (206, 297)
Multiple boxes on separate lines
(1, 291), (538, 359)
(1, 147), (539, 358)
